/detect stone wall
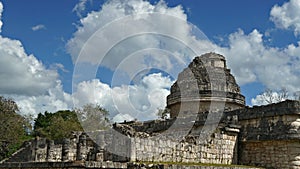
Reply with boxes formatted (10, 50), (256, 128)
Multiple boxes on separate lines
(168, 101), (244, 118)
(226, 100), (300, 169)
(239, 140), (300, 169)
(227, 100), (300, 140)
(131, 128), (239, 165)
(2, 133), (101, 163)
(114, 112), (241, 165)
(47, 140), (62, 162)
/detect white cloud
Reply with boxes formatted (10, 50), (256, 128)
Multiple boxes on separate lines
(0, 36), (59, 96)
(217, 29), (286, 85)
(0, 2), (72, 118)
(10, 82), (73, 117)
(0, 42), (72, 117)
(31, 24), (46, 31)
(112, 113), (134, 122)
(66, 0), (206, 73)
(285, 41), (300, 56)
(270, 0), (300, 35)
(0, 35), (72, 118)
(0, 1), (3, 33)
(50, 63), (69, 73)
(72, 73), (173, 122)
(215, 29), (300, 94)
(73, 0), (90, 18)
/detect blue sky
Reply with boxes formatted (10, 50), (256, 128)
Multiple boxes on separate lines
(0, 0), (299, 121)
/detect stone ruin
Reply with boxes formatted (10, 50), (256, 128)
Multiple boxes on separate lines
(1, 52), (300, 169)
(167, 52), (245, 118)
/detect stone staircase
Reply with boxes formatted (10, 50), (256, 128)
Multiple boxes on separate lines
(0, 141), (33, 163)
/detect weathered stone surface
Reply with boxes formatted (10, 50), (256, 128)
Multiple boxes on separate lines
(167, 52), (245, 118)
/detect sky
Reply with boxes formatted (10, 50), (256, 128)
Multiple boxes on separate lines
(0, 0), (300, 122)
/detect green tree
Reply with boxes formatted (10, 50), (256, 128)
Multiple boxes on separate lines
(34, 110), (83, 141)
(75, 104), (111, 132)
(0, 96), (30, 160)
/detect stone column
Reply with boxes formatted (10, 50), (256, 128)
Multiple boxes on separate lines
(62, 138), (70, 161)
(76, 133), (87, 161)
(46, 140), (55, 161)
(95, 133), (105, 161)
(224, 124), (240, 165)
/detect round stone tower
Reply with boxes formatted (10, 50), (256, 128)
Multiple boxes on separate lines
(166, 52), (245, 118)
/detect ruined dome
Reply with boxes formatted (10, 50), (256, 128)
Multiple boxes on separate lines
(167, 52), (245, 118)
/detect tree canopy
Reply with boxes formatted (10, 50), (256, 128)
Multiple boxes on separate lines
(0, 96), (30, 160)
(34, 110), (84, 141)
(75, 104), (111, 132)
(34, 104), (110, 141)
(0, 97), (111, 160)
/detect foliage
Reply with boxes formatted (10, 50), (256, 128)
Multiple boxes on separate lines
(0, 96), (31, 160)
(157, 108), (170, 119)
(34, 110), (83, 141)
(75, 104), (111, 132)
(34, 104), (110, 141)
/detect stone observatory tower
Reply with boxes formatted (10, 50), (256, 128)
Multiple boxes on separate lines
(166, 52), (245, 118)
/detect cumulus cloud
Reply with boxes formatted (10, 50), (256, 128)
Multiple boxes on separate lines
(270, 0), (300, 35)
(215, 29), (300, 105)
(217, 29), (300, 94)
(0, 40), (72, 117)
(217, 29), (287, 86)
(9, 82), (73, 117)
(0, 1), (3, 32)
(72, 73), (173, 122)
(0, 36), (59, 96)
(66, 0), (209, 73)
(31, 24), (46, 31)
(0, 1), (72, 118)
(0, 35), (72, 118)
(68, 0), (187, 58)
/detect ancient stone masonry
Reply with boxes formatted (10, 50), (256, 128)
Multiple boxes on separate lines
(115, 113), (241, 165)
(226, 100), (300, 169)
(167, 52), (245, 118)
(1, 132), (100, 163)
